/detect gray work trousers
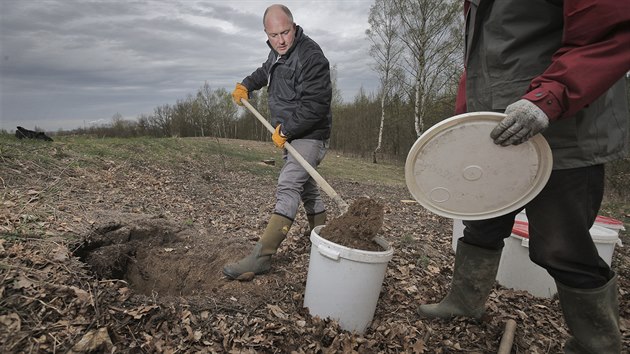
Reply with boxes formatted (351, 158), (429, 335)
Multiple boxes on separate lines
(274, 138), (328, 220)
(462, 164), (613, 289)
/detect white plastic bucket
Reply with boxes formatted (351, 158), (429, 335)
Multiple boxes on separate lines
(495, 221), (621, 298)
(303, 225), (394, 334)
(452, 214), (623, 298)
(452, 212), (624, 256)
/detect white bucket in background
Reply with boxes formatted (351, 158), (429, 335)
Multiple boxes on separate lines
(451, 211), (624, 254)
(452, 211), (529, 251)
(589, 224), (623, 265)
(452, 213), (623, 298)
(303, 225), (394, 334)
(594, 215), (626, 233)
(496, 222), (620, 298)
(452, 219), (465, 252)
(511, 211), (624, 264)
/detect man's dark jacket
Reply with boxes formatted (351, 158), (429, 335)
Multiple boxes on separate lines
(242, 26), (332, 141)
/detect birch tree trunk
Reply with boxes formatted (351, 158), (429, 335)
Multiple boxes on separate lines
(393, 0), (462, 138)
(367, 0), (404, 163)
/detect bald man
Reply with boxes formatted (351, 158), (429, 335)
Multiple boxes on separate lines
(225, 4), (333, 279)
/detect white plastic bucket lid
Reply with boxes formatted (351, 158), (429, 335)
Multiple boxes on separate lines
(405, 112), (553, 220)
(595, 215), (626, 231)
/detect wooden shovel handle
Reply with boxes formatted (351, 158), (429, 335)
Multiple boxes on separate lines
(241, 98), (348, 214)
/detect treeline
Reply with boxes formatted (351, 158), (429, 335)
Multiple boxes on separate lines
(58, 80), (457, 162)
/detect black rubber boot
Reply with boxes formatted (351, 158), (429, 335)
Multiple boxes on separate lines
(418, 240), (502, 319)
(223, 214), (292, 279)
(557, 274), (621, 354)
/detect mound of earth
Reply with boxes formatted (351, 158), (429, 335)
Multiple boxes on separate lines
(319, 197), (385, 251)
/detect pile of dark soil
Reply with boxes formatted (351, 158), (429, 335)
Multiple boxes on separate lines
(319, 197), (385, 251)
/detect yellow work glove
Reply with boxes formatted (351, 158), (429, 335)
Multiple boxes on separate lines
(231, 83), (248, 106)
(272, 124), (288, 149)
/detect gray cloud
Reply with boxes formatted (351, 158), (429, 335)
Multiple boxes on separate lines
(0, 0), (379, 131)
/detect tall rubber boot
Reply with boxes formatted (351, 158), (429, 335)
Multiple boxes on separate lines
(223, 214), (292, 279)
(303, 211), (327, 236)
(557, 274), (621, 354)
(418, 240), (502, 319)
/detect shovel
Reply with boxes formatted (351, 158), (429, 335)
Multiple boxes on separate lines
(241, 98), (349, 214)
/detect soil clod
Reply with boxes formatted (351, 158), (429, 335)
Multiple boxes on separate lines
(319, 197), (385, 251)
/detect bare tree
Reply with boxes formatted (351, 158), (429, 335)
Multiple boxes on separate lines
(188, 93), (204, 137)
(214, 88), (238, 138)
(330, 64), (344, 108)
(196, 82), (213, 137)
(367, 0), (405, 163)
(152, 104), (173, 137)
(171, 98), (195, 137)
(393, 0), (462, 137)
(252, 89), (271, 141)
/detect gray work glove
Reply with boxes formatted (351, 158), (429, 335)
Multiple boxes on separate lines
(490, 99), (549, 146)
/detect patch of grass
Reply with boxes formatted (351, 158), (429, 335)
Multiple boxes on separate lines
(400, 234), (415, 245)
(1, 134), (405, 186)
(0, 135), (286, 179)
(319, 153), (405, 187)
(415, 255), (430, 268)
(1, 136), (59, 165)
(0, 233), (21, 242)
(61, 136), (143, 162)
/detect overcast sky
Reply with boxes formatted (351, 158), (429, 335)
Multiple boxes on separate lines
(0, 0), (379, 132)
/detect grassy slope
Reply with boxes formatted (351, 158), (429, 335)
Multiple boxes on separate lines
(1, 134), (406, 185)
(1, 134), (627, 229)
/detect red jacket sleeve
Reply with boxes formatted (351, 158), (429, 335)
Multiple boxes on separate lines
(523, 0), (630, 121)
(455, 71), (467, 114)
